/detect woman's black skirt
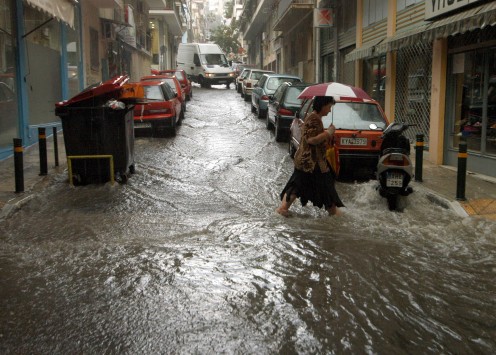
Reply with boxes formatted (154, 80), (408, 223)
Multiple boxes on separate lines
(280, 166), (344, 210)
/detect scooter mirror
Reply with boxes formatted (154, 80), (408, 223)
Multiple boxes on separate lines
(369, 123), (378, 130)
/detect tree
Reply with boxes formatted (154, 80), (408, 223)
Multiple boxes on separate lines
(209, 21), (242, 59)
(224, 0), (233, 18)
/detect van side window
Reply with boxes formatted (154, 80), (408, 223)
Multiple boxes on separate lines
(194, 54), (201, 66)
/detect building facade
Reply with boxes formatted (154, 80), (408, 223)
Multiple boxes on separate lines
(0, 0), (186, 161)
(239, 0), (496, 177)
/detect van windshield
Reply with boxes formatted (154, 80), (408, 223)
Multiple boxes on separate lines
(201, 54), (229, 67)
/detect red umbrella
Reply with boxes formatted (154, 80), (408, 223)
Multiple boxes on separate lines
(297, 82), (372, 101)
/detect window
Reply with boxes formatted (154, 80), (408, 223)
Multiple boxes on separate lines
(89, 27), (99, 71)
(450, 48), (496, 155)
(362, 0), (388, 28)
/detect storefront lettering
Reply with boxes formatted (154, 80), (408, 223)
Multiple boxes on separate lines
(425, 0), (480, 20)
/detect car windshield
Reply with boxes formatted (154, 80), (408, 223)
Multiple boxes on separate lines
(144, 86), (164, 101)
(251, 71), (267, 80)
(285, 87), (305, 106)
(267, 78), (300, 92)
(200, 54), (229, 66)
(323, 102), (387, 130)
(174, 71), (185, 81)
(162, 79), (177, 94)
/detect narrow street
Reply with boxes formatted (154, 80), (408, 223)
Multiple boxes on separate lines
(1, 86), (495, 354)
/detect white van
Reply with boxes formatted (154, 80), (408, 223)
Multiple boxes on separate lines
(177, 43), (236, 88)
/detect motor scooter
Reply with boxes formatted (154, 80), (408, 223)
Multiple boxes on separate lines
(376, 122), (414, 211)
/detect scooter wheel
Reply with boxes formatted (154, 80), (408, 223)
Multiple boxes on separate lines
(387, 195), (398, 211)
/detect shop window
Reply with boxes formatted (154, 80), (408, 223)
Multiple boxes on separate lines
(363, 55), (386, 109)
(451, 48), (496, 156)
(89, 27), (99, 71)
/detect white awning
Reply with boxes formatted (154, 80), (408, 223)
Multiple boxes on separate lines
(25, 0), (77, 28)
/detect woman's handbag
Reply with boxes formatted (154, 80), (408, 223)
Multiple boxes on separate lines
(325, 141), (340, 176)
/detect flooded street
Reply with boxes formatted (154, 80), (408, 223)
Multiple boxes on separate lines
(1, 86), (495, 354)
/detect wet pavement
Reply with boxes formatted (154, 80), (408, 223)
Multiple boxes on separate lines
(0, 85), (495, 353)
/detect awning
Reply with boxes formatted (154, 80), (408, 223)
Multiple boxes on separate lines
(344, 37), (385, 63)
(375, 22), (431, 53)
(25, 0), (77, 28)
(376, 1), (496, 53)
(426, 0), (496, 40)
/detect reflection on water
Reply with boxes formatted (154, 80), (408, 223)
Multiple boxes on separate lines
(1, 87), (495, 353)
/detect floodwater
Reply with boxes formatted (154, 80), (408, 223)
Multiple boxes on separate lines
(1, 85), (495, 354)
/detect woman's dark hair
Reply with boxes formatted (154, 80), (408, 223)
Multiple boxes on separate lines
(313, 96), (336, 112)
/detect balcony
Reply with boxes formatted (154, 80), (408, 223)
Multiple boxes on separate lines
(243, 0), (277, 40)
(147, 0), (184, 36)
(273, 0), (314, 32)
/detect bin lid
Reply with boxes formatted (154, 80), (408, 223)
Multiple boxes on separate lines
(56, 75), (140, 107)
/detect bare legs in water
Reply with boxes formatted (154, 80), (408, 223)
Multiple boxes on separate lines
(276, 193), (341, 217)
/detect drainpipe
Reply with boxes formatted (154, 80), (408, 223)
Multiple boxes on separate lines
(315, 26), (320, 82)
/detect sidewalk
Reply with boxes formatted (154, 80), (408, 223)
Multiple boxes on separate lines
(1, 133), (495, 221)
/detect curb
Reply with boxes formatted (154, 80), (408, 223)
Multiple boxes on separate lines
(423, 189), (469, 218)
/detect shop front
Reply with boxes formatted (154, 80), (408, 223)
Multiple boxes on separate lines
(445, 26), (496, 176)
(0, 0), (18, 154)
(0, 0), (80, 160)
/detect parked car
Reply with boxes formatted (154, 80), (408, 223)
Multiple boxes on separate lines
(232, 63), (255, 78)
(241, 69), (274, 102)
(267, 82), (312, 142)
(157, 69), (192, 101)
(133, 80), (183, 137)
(236, 68), (251, 94)
(289, 97), (389, 179)
(251, 73), (302, 119)
(141, 75), (186, 113)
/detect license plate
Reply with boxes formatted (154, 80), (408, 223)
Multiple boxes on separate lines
(341, 137), (367, 146)
(386, 172), (403, 187)
(218, 80), (227, 84)
(134, 122), (152, 128)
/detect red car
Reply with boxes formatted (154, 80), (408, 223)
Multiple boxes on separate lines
(156, 69), (192, 101)
(141, 75), (186, 113)
(133, 80), (183, 137)
(289, 97), (389, 179)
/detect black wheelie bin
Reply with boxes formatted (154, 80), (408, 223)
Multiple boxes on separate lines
(55, 75), (142, 185)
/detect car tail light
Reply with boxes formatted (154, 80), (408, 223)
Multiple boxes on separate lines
(246, 83), (252, 88)
(278, 108), (293, 116)
(261, 95), (269, 101)
(383, 154), (408, 166)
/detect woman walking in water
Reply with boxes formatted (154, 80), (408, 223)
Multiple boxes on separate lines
(276, 96), (344, 217)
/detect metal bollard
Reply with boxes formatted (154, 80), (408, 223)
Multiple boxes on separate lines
(415, 134), (424, 182)
(456, 141), (467, 201)
(53, 127), (59, 167)
(14, 138), (24, 193)
(38, 127), (47, 176)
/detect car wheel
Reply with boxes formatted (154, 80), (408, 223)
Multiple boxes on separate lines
(275, 119), (284, 142)
(258, 108), (267, 119)
(244, 93), (250, 102)
(251, 103), (256, 113)
(266, 115), (274, 130)
(237, 84), (241, 93)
